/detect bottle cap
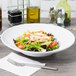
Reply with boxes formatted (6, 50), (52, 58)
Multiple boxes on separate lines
(51, 7), (54, 10)
(8, 9), (22, 16)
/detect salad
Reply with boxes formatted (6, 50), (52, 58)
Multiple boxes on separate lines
(14, 30), (59, 52)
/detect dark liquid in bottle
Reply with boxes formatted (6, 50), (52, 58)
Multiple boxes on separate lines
(0, 8), (2, 31)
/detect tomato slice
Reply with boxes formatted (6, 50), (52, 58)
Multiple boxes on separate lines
(18, 45), (25, 49)
(17, 42), (25, 49)
(50, 42), (57, 48)
(16, 42), (21, 46)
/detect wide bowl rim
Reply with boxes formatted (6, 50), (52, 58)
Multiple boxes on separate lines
(1, 23), (75, 54)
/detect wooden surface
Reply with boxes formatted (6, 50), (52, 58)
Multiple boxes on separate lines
(0, 18), (76, 76)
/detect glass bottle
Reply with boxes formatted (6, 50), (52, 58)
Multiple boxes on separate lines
(49, 7), (55, 24)
(56, 0), (71, 26)
(26, 0), (41, 23)
(57, 9), (64, 27)
(0, 2), (2, 35)
(8, 0), (24, 26)
(64, 13), (71, 26)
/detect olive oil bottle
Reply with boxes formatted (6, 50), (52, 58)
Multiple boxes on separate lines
(27, 7), (40, 23)
(26, 0), (41, 23)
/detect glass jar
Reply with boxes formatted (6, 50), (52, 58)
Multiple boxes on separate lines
(8, 0), (24, 26)
(26, 0), (41, 23)
(0, 2), (2, 35)
(56, 0), (71, 26)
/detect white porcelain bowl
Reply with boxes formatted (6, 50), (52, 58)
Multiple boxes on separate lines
(1, 24), (75, 57)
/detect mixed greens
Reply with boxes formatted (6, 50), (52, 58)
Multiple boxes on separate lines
(14, 30), (59, 52)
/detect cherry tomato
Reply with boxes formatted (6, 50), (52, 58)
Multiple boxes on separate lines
(17, 42), (25, 49)
(17, 42), (21, 46)
(18, 45), (25, 49)
(50, 42), (57, 48)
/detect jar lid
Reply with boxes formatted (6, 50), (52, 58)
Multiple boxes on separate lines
(8, 9), (22, 16)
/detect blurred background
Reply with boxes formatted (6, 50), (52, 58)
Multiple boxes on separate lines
(2, 0), (76, 18)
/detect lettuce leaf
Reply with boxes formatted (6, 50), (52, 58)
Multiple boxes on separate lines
(24, 43), (43, 52)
